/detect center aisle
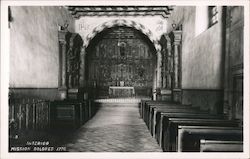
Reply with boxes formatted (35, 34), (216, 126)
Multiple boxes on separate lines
(65, 100), (162, 152)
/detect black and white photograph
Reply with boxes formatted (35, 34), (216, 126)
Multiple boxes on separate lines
(0, 0), (249, 159)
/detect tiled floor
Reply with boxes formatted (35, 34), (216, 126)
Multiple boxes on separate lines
(65, 101), (162, 152)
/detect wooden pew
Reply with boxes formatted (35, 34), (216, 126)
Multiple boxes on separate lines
(200, 139), (243, 152)
(149, 106), (202, 136)
(163, 118), (240, 151)
(177, 126), (242, 152)
(144, 102), (190, 127)
(140, 100), (152, 118)
(142, 100), (176, 119)
(155, 112), (226, 148)
(145, 104), (191, 128)
(142, 101), (174, 122)
(142, 103), (168, 126)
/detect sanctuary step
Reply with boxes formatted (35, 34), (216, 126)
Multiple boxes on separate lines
(95, 98), (150, 104)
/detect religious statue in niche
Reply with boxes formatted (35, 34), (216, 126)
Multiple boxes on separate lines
(138, 66), (145, 78)
(102, 66), (110, 79)
(118, 42), (126, 57)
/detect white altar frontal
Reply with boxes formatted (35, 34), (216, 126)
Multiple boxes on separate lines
(109, 86), (135, 98)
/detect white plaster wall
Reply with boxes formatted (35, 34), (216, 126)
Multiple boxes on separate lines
(167, 6), (224, 89)
(9, 6), (75, 88)
(75, 16), (167, 45)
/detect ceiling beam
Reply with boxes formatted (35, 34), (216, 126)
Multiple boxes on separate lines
(66, 6), (174, 19)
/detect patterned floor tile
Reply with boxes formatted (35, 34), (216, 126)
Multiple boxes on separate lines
(64, 102), (162, 152)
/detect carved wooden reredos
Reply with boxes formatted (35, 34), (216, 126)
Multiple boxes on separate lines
(57, 18), (182, 100)
(85, 26), (157, 97)
(79, 19), (163, 94)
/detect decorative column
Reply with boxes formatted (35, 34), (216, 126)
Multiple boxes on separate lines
(156, 51), (162, 89)
(162, 47), (167, 89)
(158, 50), (164, 101)
(66, 34), (83, 99)
(158, 34), (172, 101)
(173, 30), (182, 89)
(172, 30), (182, 102)
(166, 36), (173, 90)
(152, 51), (162, 100)
(58, 31), (83, 100)
(79, 47), (90, 100)
(61, 41), (67, 88)
(58, 30), (68, 99)
(79, 47), (87, 87)
(67, 33), (77, 89)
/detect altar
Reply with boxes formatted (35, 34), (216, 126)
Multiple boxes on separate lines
(109, 86), (135, 98)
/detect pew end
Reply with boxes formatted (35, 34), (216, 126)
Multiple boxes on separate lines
(200, 139), (243, 152)
(177, 126), (243, 152)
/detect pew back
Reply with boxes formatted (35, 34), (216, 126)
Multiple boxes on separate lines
(149, 106), (202, 136)
(200, 140), (243, 152)
(156, 112), (226, 147)
(164, 118), (240, 151)
(177, 126), (243, 152)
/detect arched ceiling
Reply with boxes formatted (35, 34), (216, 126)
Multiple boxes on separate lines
(65, 6), (175, 54)
(83, 19), (161, 53)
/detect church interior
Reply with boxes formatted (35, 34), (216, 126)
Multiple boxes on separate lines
(7, 5), (245, 153)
